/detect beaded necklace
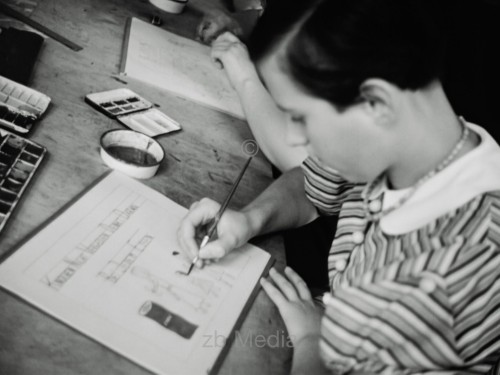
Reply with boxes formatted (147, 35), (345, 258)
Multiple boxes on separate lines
(363, 117), (470, 222)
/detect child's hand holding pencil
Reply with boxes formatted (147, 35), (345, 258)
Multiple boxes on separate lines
(177, 157), (253, 274)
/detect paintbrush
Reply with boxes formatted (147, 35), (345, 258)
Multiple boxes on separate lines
(185, 156), (253, 276)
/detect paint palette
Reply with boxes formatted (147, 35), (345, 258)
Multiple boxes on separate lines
(85, 88), (153, 118)
(0, 128), (46, 234)
(85, 88), (181, 137)
(0, 75), (51, 134)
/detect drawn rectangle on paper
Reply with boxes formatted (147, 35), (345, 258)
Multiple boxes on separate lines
(120, 17), (245, 119)
(0, 171), (272, 374)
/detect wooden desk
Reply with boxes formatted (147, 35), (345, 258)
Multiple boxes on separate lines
(0, 1), (291, 373)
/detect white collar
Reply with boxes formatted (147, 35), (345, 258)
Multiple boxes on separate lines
(376, 123), (500, 235)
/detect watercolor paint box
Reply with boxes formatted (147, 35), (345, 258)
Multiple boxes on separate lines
(85, 88), (181, 137)
(0, 128), (47, 234)
(0, 75), (51, 134)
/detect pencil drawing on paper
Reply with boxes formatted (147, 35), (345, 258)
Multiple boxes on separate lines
(99, 232), (153, 283)
(130, 253), (245, 315)
(40, 191), (146, 290)
(139, 300), (198, 339)
(131, 266), (214, 314)
(0, 171), (272, 374)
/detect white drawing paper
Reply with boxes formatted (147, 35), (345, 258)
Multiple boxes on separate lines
(0, 171), (271, 374)
(121, 17), (245, 119)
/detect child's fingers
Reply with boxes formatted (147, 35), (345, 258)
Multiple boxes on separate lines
(210, 46), (230, 69)
(198, 241), (227, 259)
(268, 268), (300, 301)
(260, 278), (287, 309)
(284, 267), (312, 301)
(214, 59), (223, 70)
(211, 40), (233, 51)
(176, 220), (198, 260)
(210, 41), (246, 69)
(197, 21), (218, 44)
(195, 20), (209, 42)
(177, 199), (220, 259)
(212, 33), (233, 47)
(187, 198), (221, 225)
(198, 223), (239, 260)
(217, 31), (239, 43)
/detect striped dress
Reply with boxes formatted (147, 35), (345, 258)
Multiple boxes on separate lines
(302, 123), (500, 374)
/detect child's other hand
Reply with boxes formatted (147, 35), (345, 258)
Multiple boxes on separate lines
(260, 267), (322, 346)
(196, 10), (243, 45)
(211, 32), (260, 92)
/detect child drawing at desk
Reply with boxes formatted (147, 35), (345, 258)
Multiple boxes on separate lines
(178, 0), (500, 373)
(207, 0), (338, 294)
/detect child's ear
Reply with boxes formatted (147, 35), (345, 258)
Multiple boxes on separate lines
(359, 79), (397, 125)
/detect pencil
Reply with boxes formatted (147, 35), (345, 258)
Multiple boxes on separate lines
(185, 156), (253, 275)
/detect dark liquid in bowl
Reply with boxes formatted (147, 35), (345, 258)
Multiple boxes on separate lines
(106, 146), (157, 166)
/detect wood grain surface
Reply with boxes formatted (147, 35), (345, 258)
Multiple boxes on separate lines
(0, 1), (291, 373)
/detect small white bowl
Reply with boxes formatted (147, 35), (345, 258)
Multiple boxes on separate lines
(100, 129), (164, 179)
(149, 0), (187, 14)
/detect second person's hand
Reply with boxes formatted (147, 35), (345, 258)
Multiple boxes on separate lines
(196, 9), (243, 45)
(211, 32), (261, 92)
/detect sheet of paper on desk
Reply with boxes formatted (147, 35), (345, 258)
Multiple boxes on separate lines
(0, 171), (272, 375)
(120, 17), (245, 119)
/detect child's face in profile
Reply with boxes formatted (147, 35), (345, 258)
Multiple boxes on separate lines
(259, 53), (392, 183)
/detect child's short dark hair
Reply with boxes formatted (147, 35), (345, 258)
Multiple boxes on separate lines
(250, 0), (448, 107)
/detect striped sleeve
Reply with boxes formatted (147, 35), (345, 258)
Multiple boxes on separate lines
(320, 193), (500, 374)
(446, 194), (500, 366)
(301, 156), (358, 216)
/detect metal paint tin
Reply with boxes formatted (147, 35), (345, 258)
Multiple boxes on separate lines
(100, 129), (164, 179)
(149, 0), (187, 14)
